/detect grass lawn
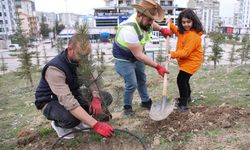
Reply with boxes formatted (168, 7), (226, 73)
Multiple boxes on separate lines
(0, 64), (249, 149)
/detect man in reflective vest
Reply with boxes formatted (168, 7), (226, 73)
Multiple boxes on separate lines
(112, 0), (172, 115)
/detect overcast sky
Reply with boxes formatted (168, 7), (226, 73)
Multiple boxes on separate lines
(34, 0), (236, 18)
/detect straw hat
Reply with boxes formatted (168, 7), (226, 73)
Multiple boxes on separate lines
(132, 0), (165, 22)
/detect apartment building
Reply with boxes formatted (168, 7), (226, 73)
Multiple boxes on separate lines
(36, 12), (57, 30)
(15, 0), (39, 39)
(188, 0), (220, 33)
(233, 0), (241, 29)
(58, 13), (80, 28)
(99, 0), (175, 26)
(0, 0), (16, 48)
(89, 0), (178, 42)
(239, 0), (250, 31)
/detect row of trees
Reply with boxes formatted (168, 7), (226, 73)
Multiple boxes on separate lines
(207, 32), (250, 69)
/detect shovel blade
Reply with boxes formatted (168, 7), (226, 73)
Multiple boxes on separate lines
(149, 98), (174, 121)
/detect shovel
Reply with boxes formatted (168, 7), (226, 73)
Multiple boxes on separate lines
(149, 20), (174, 121)
(149, 59), (174, 121)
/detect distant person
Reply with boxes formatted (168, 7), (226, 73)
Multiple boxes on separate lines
(35, 34), (113, 139)
(112, 0), (171, 115)
(166, 8), (204, 112)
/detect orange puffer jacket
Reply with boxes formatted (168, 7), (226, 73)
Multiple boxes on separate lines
(169, 22), (203, 75)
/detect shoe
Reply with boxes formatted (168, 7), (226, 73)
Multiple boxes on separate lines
(123, 105), (134, 115)
(74, 122), (90, 130)
(174, 97), (180, 107)
(177, 105), (189, 112)
(51, 121), (74, 139)
(175, 97), (189, 112)
(140, 99), (152, 110)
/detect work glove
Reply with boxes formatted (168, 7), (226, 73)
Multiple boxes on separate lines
(93, 121), (114, 137)
(89, 97), (102, 116)
(155, 64), (169, 77)
(160, 28), (172, 38)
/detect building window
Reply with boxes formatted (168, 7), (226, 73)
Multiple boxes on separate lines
(2, 5), (5, 9)
(5, 20), (7, 24)
(4, 12), (6, 16)
(0, 20), (3, 24)
(0, 13), (2, 16)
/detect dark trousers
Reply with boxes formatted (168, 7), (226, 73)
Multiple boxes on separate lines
(177, 70), (192, 106)
(43, 90), (112, 128)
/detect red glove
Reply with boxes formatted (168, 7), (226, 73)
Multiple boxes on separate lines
(155, 64), (169, 77)
(89, 97), (102, 116)
(160, 28), (172, 38)
(93, 121), (114, 137)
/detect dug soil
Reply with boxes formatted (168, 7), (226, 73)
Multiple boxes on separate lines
(16, 106), (250, 150)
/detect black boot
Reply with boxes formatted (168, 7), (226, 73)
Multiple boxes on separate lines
(140, 99), (152, 110)
(177, 97), (189, 112)
(187, 96), (192, 103)
(174, 97), (180, 107)
(124, 105), (134, 115)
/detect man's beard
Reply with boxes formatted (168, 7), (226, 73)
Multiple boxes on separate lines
(139, 21), (151, 31)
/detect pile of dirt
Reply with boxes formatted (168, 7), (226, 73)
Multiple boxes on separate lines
(140, 106), (250, 141)
(16, 106), (250, 149)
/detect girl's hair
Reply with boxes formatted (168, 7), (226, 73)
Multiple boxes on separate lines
(177, 8), (204, 34)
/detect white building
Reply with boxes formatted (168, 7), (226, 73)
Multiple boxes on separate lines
(233, 0), (241, 28)
(0, 0), (16, 48)
(188, 0), (220, 33)
(238, 0), (250, 33)
(92, 0), (178, 42)
(16, 0), (38, 39)
(58, 13), (80, 28)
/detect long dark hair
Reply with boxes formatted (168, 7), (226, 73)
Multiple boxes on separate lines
(177, 8), (203, 34)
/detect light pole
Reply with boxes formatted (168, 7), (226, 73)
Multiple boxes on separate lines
(64, 0), (70, 44)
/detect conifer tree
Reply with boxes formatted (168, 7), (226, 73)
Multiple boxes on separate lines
(0, 54), (7, 74)
(40, 14), (51, 38)
(42, 45), (48, 64)
(14, 10), (35, 87)
(237, 35), (250, 64)
(75, 23), (104, 90)
(208, 33), (224, 69)
(156, 40), (164, 64)
(35, 45), (40, 68)
(56, 38), (64, 54)
(203, 35), (208, 64)
(229, 42), (237, 66)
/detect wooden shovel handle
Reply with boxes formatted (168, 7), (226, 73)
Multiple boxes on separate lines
(162, 17), (170, 96)
(162, 36), (169, 96)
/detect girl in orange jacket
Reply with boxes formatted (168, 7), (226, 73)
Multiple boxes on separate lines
(168, 8), (204, 112)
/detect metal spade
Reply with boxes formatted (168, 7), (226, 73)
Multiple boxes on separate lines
(149, 20), (174, 121)
(149, 59), (174, 121)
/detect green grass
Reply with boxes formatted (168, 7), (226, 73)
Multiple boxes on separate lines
(38, 127), (54, 139)
(89, 133), (103, 142)
(204, 128), (222, 137)
(0, 64), (250, 148)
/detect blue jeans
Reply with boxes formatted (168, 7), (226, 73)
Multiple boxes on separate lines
(115, 60), (150, 107)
